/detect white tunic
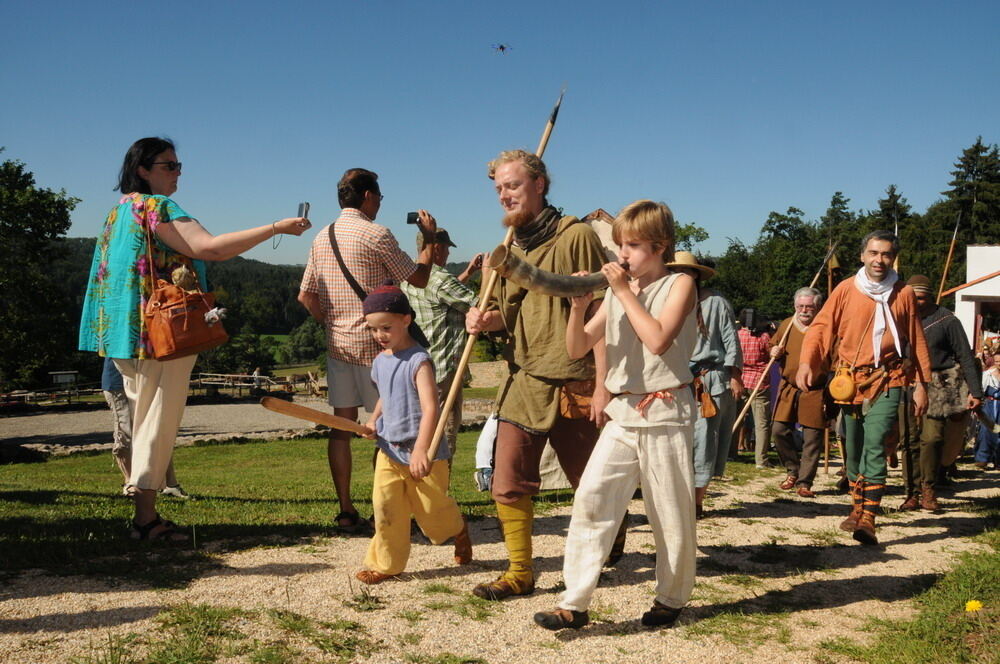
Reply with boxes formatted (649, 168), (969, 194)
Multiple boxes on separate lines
(603, 272), (698, 427)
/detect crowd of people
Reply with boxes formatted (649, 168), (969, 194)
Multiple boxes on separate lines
(79, 137), (997, 630)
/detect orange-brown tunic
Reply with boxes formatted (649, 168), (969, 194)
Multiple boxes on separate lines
(771, 317), (827, 429)
(799, 277), (931, 403)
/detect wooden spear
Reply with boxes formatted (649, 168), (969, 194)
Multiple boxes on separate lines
(940, 268), (1000, 298)
(426, 88), (565, 461)
(936, 210), (962, 304)
(731, 240), (840, 434)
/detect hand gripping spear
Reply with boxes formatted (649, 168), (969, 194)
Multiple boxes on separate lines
(426, 88), (565, 461)
(731, 240), (841, 434)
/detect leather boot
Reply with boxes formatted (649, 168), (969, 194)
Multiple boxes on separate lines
(919, 483), (940, 512)
(898, 493), (920, 511)
(853, 482), (884, 546)
(473, 496), (534, 600)
(839, 478), (864, 532)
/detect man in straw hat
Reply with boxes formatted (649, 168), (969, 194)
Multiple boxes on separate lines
(896, 274), (982, 511)
(667, 251), (743, 519)
(465, 149), (607, 600)
(798, 231), (931, 545)
(769, 287), (828, 498)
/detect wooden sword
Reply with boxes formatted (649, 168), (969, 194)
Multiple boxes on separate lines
(259, 396), (373, 436)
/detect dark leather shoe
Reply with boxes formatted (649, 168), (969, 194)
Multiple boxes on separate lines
(472, 574), (534, 601)
(899, 494), (920, 511)
(534, 608), (589, 631)
(796, 486), (816, 498)
(641, 601), (683, 627)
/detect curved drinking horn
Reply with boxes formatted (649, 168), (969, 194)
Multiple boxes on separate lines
(489, 244), (609, 298)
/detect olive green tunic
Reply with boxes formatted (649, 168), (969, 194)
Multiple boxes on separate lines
(494, 214), (607, 433)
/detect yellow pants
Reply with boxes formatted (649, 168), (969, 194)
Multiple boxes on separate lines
(364, 450), (464, 575)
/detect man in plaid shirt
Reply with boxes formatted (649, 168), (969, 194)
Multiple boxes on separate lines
(401, 229), (484, 463)
(298, 168), (438, 532)
(738, 309), (775, 468)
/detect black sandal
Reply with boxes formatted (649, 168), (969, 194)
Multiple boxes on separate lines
(533, 608), (589, 631)
(130, 515), (189, 542)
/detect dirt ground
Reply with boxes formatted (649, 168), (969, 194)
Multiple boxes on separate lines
(1, 459), (996, 664)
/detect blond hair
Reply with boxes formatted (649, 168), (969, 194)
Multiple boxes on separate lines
(612, 199), (676, 262)
(487, 149), (550, 195)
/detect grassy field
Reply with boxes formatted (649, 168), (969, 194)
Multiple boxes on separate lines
(0, 431), (573, 581)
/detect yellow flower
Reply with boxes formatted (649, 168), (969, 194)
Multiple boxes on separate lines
(965, 600), (983, 612)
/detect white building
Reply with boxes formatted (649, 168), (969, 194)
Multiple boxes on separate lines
(954, 245), (1000, 350)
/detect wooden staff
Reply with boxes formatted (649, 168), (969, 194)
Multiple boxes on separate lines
(936, 210), (962, 304)
(426, 88), (565, 461)
(731, 240), (840, 434)
(940, 268), (1000, 298)
(823, 427), (830, 474)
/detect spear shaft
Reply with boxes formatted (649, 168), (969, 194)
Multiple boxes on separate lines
(427, 88), (565, 461)
(731, 240), (840, 434)
(936, 210), (962, 304)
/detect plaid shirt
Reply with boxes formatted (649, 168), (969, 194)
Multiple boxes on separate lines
(301, 209), (417, 365)
(738, 327), (772, 390)
(401, 265), (477, 379)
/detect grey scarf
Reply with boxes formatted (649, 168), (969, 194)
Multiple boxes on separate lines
(513, 205), (560, 252)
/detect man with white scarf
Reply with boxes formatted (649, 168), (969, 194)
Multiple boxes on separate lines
(797, 231), (931, 545)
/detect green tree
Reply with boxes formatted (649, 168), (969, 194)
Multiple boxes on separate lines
(675, 220), (709, 251)
(0, 153), (80, 389)
(944, 136), (1000, 238)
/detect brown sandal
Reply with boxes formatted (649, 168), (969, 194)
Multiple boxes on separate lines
(534, 608), (589, 630)
(453, 519), (472, 565)
(355, 569), (396, 585)
(130, 515), (189, 543)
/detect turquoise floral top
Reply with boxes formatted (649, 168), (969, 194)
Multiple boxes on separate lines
(79, 193), (207, 359)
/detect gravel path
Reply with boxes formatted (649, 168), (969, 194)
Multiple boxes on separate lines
(2, 462), (996, 664)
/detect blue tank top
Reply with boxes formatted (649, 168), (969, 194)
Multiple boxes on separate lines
(370, 345), (449, 465)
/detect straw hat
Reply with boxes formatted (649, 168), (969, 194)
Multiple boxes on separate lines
(664, 250), (716, 279)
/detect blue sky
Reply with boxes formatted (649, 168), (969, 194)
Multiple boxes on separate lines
(3, 1), (997, 265)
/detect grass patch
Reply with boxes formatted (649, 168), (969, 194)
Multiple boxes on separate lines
(422, 582), (459, 595)
(818, 497), (1000, 664)
(720, 574), (765, 589)
(344, 584), (386, 612)
(424, 595), (499, 621)
(686, 610), (791, 648)
(71, 633), (139, 664)
(405, 655), (488, 664)
(462, 386), (499, 400)
(0, 430), (577, 580)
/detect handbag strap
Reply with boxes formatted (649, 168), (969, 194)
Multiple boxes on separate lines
(328, 223), (368, 302)
(139, 196), (205, 298)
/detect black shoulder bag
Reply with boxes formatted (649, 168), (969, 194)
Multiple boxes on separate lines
(328, 224), (430, 348)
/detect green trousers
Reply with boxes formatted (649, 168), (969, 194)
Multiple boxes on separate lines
(842, 388), (901, 484)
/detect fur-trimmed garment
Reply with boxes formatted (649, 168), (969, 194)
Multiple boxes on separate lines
(926, 365), (970, 418)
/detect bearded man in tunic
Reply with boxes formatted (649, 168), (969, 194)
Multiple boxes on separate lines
(465, 149), (607, 599)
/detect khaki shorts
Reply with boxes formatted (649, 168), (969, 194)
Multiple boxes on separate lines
(327, 356), (379, 410)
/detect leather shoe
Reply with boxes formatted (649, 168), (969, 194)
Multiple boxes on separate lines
(534, 608), (589, 631)
(899, 494), (920, 511)
(780, 475), (797, 490)
(473, 573), (534, 601)
(641, 601), (683, 627)
(796, 485), (816, 498)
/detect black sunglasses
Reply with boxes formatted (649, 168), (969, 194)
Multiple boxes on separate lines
(151, 160), (182, 172)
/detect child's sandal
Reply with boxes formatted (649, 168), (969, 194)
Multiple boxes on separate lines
(355, 569), (396, 585)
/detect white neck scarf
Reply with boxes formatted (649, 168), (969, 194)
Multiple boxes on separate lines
(853, 267), (901, 367)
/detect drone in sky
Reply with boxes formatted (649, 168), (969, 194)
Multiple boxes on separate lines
(491, 43), (512, 55)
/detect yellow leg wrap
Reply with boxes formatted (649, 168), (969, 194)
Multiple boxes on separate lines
(497, 496), (534, 586)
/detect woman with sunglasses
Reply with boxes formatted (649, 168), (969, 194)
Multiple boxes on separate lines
(79, 136), (311, 541)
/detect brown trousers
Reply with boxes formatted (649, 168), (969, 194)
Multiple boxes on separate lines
(772, 421), (823, 487)
(491, 417), (599, 504)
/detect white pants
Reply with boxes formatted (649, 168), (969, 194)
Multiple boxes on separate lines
(560, 420), (697, 612)
(113, 355), (196, 491)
